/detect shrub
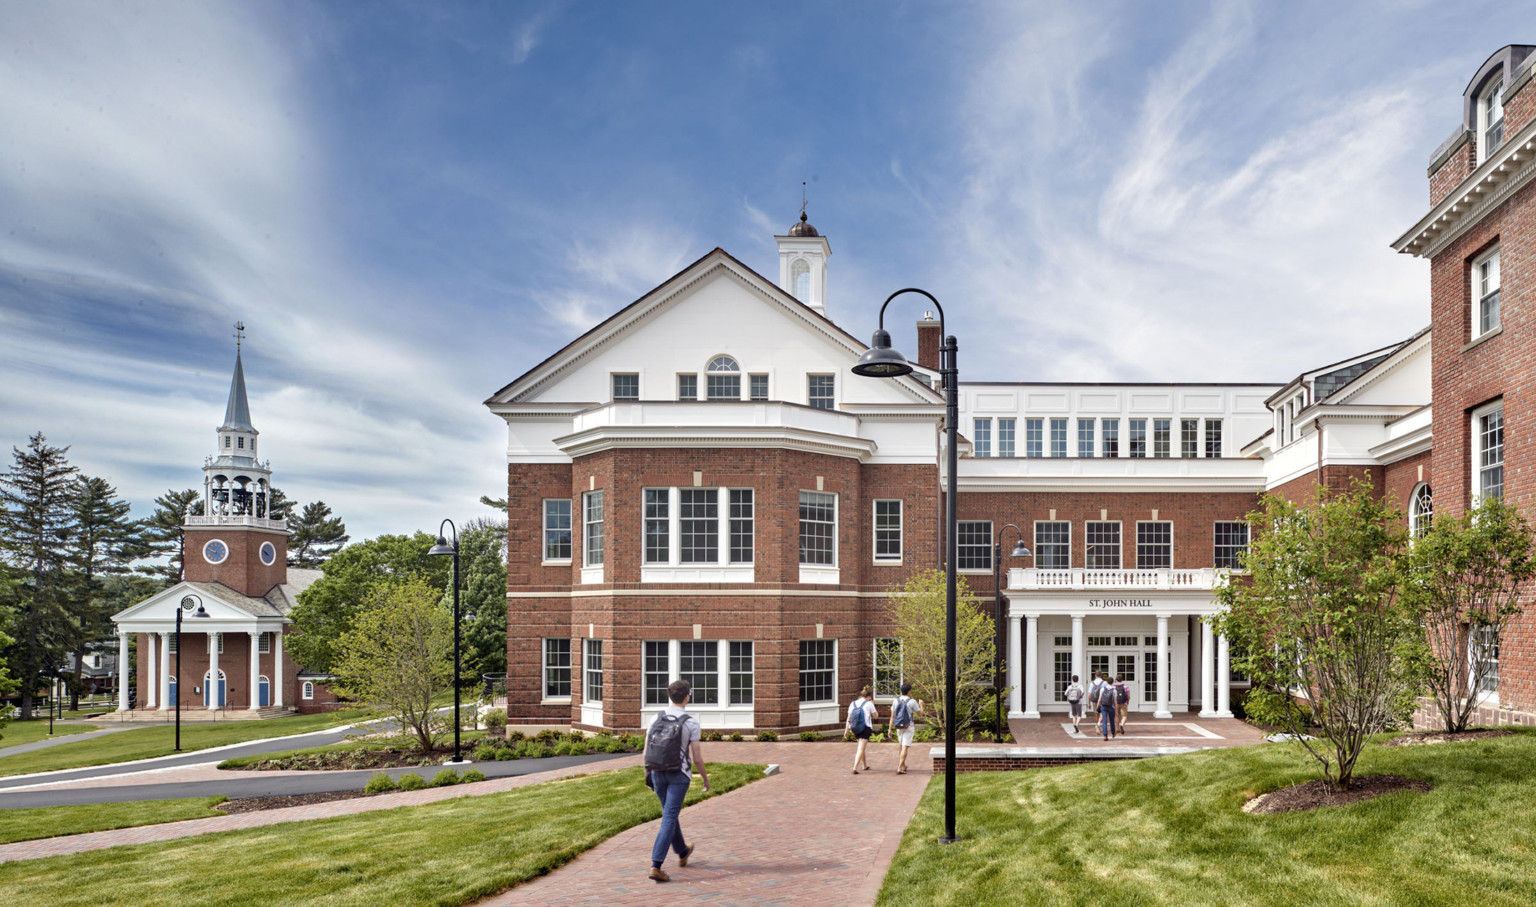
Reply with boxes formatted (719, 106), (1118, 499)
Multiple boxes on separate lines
(431, 768), (461, 787)
(729, 732), (744, 742)
(534, 729), (562, 744)
(516, 741), (555, 759)
(798, 730), (821, 742)
(620, 734), (645, 751)
(461, 768), (486, 783)
(913, 725), (939, 743)
(871, 732), (887, 743)
(553, 740), (575, 756)
(595, 728), (614, 737)
(364, 772), (399, 794)
(472, 742), (501, 762)
(566, 729), (586, 742)
(505, 729), (526, 744)
(592, 736), (624, 753)
(702, 730), (724, 742)
(755, 730), (779, 742)
(397, 772), (427, 791)
(495, 745), (516, 761)
(482, 708), (507, 730)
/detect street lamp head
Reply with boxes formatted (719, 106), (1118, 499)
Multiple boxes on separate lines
(190, 604), (210, 619)
(427, 535), (456, 557)
(1010, 542), (1033, 559)
(851, 328), (914, 378)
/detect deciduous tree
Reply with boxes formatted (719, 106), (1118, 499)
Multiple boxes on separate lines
(886, 569), (996, 737)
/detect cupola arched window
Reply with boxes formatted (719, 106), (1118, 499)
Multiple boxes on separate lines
(706, 356), (741, 400)
(1410, 483), (1433, 538)
(791, 259), (810, 302)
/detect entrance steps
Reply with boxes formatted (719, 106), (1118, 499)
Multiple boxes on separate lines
(97, 706), (297, 723)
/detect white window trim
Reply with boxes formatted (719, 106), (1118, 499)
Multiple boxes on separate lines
(542, 498), (573, 566)
(973, 418), (992, 458)
(1213, 520), (1250, 570)
(956, 519), (994, 574)
(258, 633), (271, 655)
(872, 637), (904, 702)
(873, 499), (903, 565)
(797, 638), (839, 706)
(1472, 244), (1501, 340)
(1472, 399), (1504, 505)
(1478, 76), (1506, 165)
(301, 681), (315, 701)
(637, 639), (757, 728)
(798, 490), (839, 583)
(1134, 520), (1174, 570)
(640, 486), (754, 583)
(1085, 520), (1123, 570)
(1409, 484), (1433, 539)
(1034, 519), (1071, 571)
(542, 638), (573, 704)
(582, 490), (604, 584)
(807, 373), (836, 410)
(583, 638), (603, 704)
(610, 371), (641, 401)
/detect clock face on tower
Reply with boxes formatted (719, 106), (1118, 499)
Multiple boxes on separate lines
(260, 541), (277, 566)
(203, 539), (229, 565)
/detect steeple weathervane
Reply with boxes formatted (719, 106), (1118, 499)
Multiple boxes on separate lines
(800, 181), (808, 217)
(234, 321), (245, 352)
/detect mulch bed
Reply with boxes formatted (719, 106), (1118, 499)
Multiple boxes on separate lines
(1380, 728), (1514, 747)
(227, 750), (446, 772)
(215, 789), (385, 814)
(1243, 775), (1432, 814)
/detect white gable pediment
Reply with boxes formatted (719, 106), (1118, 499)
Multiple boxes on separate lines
(112, 582), (285, 631)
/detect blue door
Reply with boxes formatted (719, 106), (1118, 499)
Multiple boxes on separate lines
(204, 671), (226, 707)
(258, 676), (270, 707)
(169, 678), (177, 704)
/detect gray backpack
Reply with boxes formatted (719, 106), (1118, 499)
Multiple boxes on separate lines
(645, 714), (685, 772)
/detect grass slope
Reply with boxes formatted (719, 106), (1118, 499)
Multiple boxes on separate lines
(0, 797), (229, 845)
(0, 710), (367, 777)
(879, 729), (1536, 907)
(0, 764), (763, 906)
(0, 720), (99, 749)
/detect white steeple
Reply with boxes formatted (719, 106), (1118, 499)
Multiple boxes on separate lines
(776, 192), (832, 318)
(200, 324), (279, 525)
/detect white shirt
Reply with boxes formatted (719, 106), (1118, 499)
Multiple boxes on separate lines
(847, 697), (876, 728)
(650, 705), (702, 772)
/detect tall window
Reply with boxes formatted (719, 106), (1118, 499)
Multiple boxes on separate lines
(973, 418), (992, 457)
(729, 641), (754, 705)
(1181, 419), (1199, 458)
(1213, 521), (1249, 569)
(1035, 521), (1070, 569)
(808, 374), (835, 410)
(1102, 419), (1120, 458)
(1476, 402), (1504, 501)
(1475, 245), (1501, 338)
(1410, 484), (1433, 538)
(1143, 650), (1158, 702)
(1471, 625), (1500, 695)
(611, 373), (639, 401)
(956, 521), (993, 570)
(644, 641), (669, 705)
(1086, 522), (1121, 569)
(258, 633), (271, 654)
(1153, 419), (1171, 458)
(873, 637), (903, 698)
(1129, 419), (1147, 458)
(1204, 419), (1222, 458)
(582, 490), (604, 566)
(680, 489), (718, 563)
(583, 639), (603, 703)
(1026, 418), (1043, 458)
(729, 489), (754, 564)
(1136, 521), (1172, 569)
(543, 639), (571, 699)
(799, 491), (836, 565)
(644, 489), (669, 564)
(644, 488), (753, 566)
(874, 499), (903, 563)
(1054, 651), (1071, 701)
(1077, 419), (1095, 457)
(680, 641), (719, 705)
(543, 499), (572, 561)
(1480, 77), (1505, 162)
(677, 374), (697, 401)
(997, 418), (1016, 457)
(749, 374), (769, 401)
(1050, 418), (1068, 458)
(799, 640), (836, 703)
(706, 356), (741, 400)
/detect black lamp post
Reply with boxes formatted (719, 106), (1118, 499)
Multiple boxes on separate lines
(992, 524), (1032, 743)
(852, 287), (965, 844)
(428, 519), (465, 763)
(176, 594), (210, 752)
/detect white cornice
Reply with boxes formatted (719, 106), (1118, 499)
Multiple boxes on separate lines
(1369, 421), (1433, 464)
(554, 425), (879, 462)
(1394, 119), (1536, 258)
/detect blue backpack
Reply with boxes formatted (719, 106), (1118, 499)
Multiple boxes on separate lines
(892, 696), (913, 730)
(849, 699), (868, 734)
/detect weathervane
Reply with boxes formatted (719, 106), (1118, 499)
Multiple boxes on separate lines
(800, 181), (808, 217)
(234, 321), (246, 352)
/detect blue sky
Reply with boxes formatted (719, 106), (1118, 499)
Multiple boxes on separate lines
(0, 1), (1511, 540)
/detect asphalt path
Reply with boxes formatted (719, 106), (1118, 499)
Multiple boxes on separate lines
(0, 752), (631, 808)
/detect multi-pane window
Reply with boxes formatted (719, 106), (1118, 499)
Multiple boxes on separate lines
(749, 374), (769, 401)
(1472, 625), (1500, 695)
(973, 418), (992, 457)
(644, 489), (669, 564)
(644, 641), (670, 706)
(1129, 419), (1147, 458)
(728, 489), (754, 563)
(1050, 418), (1068, 458)
(1054, 651), (1071, 701)
(1481, 78), (1505, 162)
(1476, 246), (1501, 337)
(706, 356), (741, 400)
(1153, 419), (1171, 458)
(1410, 485), (1433, 538)
(874, 499), (903, 563)
(611, 373), (639, 401)
(583, 490), (604, 566)
(808, 374), (835, 410)
(1136, 521), (1172, 569)
(677, 374), (698, 400)
(1205, 419), (1222, 458)
(873, 637), (903, 698)
(1102, 419), (1120, 458)
(729, 641), (754, 705)
(1078, 419), (1095, 457)
(1477, 403), (1504, 501)
(1035, 521), (1070, 569)
(957, 521), (993, 570)
(1026, 418), (1043, 458)
(799, 491), (837, 565)
(543, 499), (572, 561)
(1213, 521), (1249, 569)
(645, 488), (753, 567)
(680, 489), (719, 563)
(1143, 650), (1158, 702)
(1085, 522), (1121, 569)
(998, 418), (1016, 457)
(1181, 419), (1199, 458)
(799, 639), (837, 703)
(680, 640), (719, 705)
(583, 639), (603, 703)
(258, 633), (271, 654)
(543, 638), (571, 699)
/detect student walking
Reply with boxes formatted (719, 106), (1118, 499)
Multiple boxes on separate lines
(891, 681), (924, 774)
(1092, 674), (1118, 740)
(644, 679), (710, 883)
(848, 685), (878, 774)
(1064, 675), (1085, 729)
(1114, 675), (1131, 734)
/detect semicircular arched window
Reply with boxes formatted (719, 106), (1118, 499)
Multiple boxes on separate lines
(791, 259), (810, 302)
(1410, 483), (1433, 537)
(706, 356), (741, 400)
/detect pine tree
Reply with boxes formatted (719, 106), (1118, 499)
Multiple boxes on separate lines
(139, 488), (202, 587)
(62, 476), (141, 709)
(288, 501), (349, 567)
(266, 485), (294, 522)
(0, 433), (79, 719)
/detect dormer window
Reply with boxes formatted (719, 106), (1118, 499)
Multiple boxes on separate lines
(1474, 244), (1501, 338)
(1479, 77), (1505, 163)
(706, 356), (741, 400)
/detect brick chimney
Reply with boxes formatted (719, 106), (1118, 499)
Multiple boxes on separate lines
(916, 313), (942, 371)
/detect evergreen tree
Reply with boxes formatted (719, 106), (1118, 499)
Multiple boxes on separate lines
(139, 488), (202, 587)
(0, 433), (79, 719)
(457, 521), (508, 683)
(62, 475), (141, 709)
(288, 501), (349, 567)
(266, 485), (294, 522)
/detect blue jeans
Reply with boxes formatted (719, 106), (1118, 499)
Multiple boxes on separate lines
(1098, 705), (1117, 738)
(650, 770), (692, 866)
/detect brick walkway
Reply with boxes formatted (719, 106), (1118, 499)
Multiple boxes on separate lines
(1008, 711), (1268, 748)
(475, 741), (931, 907)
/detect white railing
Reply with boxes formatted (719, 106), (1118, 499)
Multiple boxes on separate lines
(184, 513), (288, 531)
(1009, 567), (1224, 591)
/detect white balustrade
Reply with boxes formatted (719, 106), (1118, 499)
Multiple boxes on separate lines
(1008, 567), (1223, 591)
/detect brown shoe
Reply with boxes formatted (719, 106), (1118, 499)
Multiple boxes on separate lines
(678, 843), (696, 867)
(649, 867), (670, 883)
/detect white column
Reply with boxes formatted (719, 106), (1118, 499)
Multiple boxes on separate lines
(159, 632), (171, 710)
(274, 630), (285, 708)
(208, 632), (220, 710)
(145, 633), (158, 709)
(1199, 619), (1215, 717)
(1216, 633), (1233, 717)
(1007, 615), (1022, 716)
(1022, 615), (1040, 719)
(1071, 615), (1086, 686)
(1154, 616), (1172, 719)
(118, 631), (131, 711)
(249, 632), (261, 710)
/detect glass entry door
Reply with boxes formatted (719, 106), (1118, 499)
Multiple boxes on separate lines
(1113, 653), (1140, 710)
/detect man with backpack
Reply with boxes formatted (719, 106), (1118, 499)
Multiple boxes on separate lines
(644, 679), (710, 883)
(1091, 674), (1118, 740)
(848, 685), (878, 774)
(1064, 674), (1085, 730)
(891, 681), (924, 775)
(1114, 675), (1131, 734)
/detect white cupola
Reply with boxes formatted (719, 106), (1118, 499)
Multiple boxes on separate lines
(776, 209), (832, 318)
(201, 331), (277, 523)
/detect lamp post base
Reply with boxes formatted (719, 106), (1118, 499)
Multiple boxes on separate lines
(939, 835), (962, 845)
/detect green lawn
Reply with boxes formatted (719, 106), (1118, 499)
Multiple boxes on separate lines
(879, 729), (1536, 907)
(0, 764), (764, 906)
(0, 797), (229, 845)
(0, 720), (100, 749)
(0, 710), (369, 777)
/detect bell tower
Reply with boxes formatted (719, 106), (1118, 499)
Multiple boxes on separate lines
(776, 186), (832, 317)
(182, 324), (288, 597)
